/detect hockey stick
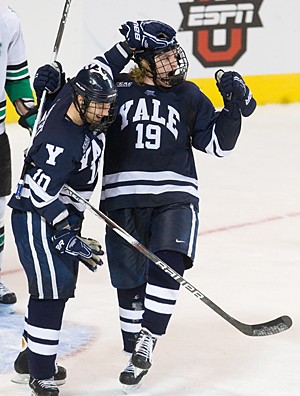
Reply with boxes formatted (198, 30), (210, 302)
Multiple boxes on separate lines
(15, 0), (73, 199)
(64, 184), (292, 337)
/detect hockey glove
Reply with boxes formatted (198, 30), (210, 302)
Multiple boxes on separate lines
(18, 105), (38, 133)
(51, 229), (104, 272)
(119, 20), (176, 50)
(34, 61), (66, 101)
(215, 70), (256, 117)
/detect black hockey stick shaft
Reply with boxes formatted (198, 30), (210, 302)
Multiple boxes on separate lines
(64, 185), (292, 337)
(15, 0), (73, 199)
(53, 0), (73, 56)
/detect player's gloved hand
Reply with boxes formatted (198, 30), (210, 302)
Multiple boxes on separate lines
(215, 70), (256, 117)
(18, 105), (38, 133)
(34, 61), (66, 101)
(119, 20), (176, 50)
(51, 228), (104, 272)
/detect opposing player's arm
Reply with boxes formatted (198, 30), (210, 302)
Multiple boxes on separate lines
(5, 73), (37, 132)
(5, 10), (37, 132)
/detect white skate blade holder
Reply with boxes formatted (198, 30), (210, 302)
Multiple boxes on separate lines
(123, 382), (143, 394)
(11, 373), (66, 386)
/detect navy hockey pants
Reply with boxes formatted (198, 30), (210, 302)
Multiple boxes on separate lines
(11, 209), (79, 299)
(105, 203), (199, 351)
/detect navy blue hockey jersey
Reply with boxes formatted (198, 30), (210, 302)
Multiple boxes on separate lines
(98, 45), (241, 212)
(9, 83), (105, 226)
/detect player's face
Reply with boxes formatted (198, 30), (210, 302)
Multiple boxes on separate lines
(154, 48), (179, 87)
(85, 101), (111, 125)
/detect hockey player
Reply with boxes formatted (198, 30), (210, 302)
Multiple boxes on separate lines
(100, 20), (256, 389)
(0, 4), (68, 388)
(8, 62), (117, 395)
(0, 3), (36, 310)
(32, 19), (256, 391)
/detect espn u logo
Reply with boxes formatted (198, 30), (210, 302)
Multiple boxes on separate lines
(179, 0), (263, 67)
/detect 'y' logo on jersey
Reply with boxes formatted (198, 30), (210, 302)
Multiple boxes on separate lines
(45, 144), (64, 165)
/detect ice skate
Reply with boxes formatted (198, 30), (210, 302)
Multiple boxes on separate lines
(131, 328), (157, 370)
(119, 358), (148, 394)
(0, 280), (17, 304)
(29, 376), (59, 396)
(12, 349), (67, 386)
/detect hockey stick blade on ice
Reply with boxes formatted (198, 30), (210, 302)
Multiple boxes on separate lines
(64, 185), (293, 337)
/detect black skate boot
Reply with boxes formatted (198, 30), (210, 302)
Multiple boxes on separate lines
(29, 376), (59, 396)
(119, 359), (148, 385)
(131, 328), (157, 370)
(0, 280), (17, 304)
(119, 359), (148, 394)
(12, 349), (67, 386)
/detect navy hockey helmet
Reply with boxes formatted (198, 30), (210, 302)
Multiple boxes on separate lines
(71, 65), (117, 131)
(134, 32), (189, 86)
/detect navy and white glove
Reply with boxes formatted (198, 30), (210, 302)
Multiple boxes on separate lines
(119, 20), (176, 50)
(215, 70), (256, 117)
(51, 229), (104, 272)
(34, 61), (66, 101)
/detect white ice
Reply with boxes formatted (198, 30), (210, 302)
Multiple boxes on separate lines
(0, 103), (299, 395)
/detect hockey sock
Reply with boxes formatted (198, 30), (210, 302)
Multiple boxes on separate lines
(26, 296), (66, 379)
(117, 284), (146, 353)
(21, 304), (29, 346)
(142, 250), (185, 336)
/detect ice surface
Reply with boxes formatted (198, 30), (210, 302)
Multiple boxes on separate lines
(1, 104), (299, 395)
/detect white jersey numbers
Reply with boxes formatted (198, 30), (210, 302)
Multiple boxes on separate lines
(32, 169), (51, 191)
(135, 124), (161, 150)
